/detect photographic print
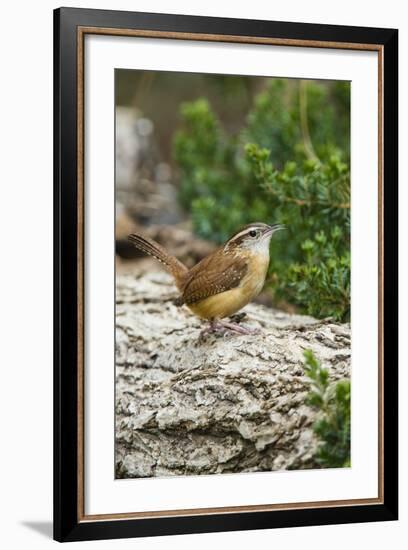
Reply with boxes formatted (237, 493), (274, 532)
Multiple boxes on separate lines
(54, 8), (398, 541)
(114, 70), (351, 479)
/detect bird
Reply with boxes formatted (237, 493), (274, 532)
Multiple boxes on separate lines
(128, 222), (284, 335)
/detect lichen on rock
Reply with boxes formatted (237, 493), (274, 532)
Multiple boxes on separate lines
(115, 270), (350, 478)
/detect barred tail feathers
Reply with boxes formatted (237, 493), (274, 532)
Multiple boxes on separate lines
(128, 233), (187, 286)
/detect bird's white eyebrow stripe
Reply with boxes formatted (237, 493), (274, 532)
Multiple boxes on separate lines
(230, 228), (255, 241)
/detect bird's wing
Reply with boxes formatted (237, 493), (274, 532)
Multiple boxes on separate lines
(176, 250), (248, 306)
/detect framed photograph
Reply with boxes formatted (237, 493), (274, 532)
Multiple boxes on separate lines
(54, 7), (398, 542)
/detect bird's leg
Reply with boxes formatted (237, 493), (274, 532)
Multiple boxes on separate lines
(199, 318), (227, 338)
(217, 319), (260, 335)
(199, 318), (260, 339)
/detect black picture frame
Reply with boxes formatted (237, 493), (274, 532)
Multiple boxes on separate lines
(54, 7), (398, 542)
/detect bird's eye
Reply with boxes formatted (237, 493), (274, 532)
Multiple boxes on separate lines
(249, 230), (257, 237)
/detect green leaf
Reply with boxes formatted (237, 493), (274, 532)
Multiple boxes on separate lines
(173, 79), (350, 320)
(303, 351), (350, 468)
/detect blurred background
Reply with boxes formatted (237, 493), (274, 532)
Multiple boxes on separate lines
(115, 70), (350, 321)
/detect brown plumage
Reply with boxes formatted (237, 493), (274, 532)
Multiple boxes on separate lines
(127, 234), (188, 286)
(128, 223), (284, 334)
(175, 250), (248, 306)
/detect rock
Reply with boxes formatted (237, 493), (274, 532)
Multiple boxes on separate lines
(116, 106), (183, 227)
(115, 270), (350, 478)
(116, 221), (216, 266)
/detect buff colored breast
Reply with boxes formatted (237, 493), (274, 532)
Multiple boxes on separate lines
(187, 251), (270, 320)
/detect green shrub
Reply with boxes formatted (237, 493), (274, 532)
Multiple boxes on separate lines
(304, 350), (351, 468)
(246, 143), (350, 320)
(245, 79), (350, 166)
(173, 98), (253, 242)
(173, 79), (350, 320)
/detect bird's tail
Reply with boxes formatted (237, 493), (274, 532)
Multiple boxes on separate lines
(128, 233), (188, 287)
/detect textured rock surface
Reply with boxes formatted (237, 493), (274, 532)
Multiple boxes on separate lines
(115, 270), (350, 478)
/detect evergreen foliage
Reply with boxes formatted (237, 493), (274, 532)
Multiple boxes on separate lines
(304, 350), (351, 468)
(173, 79), (350, 320)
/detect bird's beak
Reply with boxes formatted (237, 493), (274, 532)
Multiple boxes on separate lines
(265, 224), (285, 236)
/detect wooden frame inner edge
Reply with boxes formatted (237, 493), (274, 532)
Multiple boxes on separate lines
(77, 25), (85, 523)
(76, 26), (385, 522)
(79, 26), (383, 51)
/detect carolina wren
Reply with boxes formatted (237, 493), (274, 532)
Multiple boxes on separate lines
(128, 222), (284, 335)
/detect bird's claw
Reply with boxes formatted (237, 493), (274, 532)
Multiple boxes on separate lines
(199, 319), (261, 339)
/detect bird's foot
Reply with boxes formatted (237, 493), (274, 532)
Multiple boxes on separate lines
(199, 319), (260, 339)
(199, 320), (227, 339)
(218, 320), (260, 335)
